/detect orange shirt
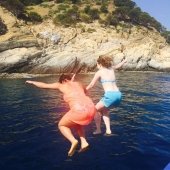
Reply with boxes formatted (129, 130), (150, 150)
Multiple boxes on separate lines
(61, 81), (93, 109)
(59, 81), (96, 125)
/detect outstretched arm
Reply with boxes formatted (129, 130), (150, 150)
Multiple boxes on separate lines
(25, 80), (59, 89)
(113, 58), (127, 70)
(86, 72), (100, 91)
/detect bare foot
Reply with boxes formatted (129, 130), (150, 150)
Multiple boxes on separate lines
(104, 133), (116, 137)
(68, 140), (78, 157)
(106, 130), (112, 135)
(93, 130), (102, 135)
(78, 144), (89, 153)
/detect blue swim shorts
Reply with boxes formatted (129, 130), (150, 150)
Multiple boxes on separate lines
(100, 91), (122, 108)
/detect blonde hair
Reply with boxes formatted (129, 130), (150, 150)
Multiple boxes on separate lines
(97, 55), (113, 68)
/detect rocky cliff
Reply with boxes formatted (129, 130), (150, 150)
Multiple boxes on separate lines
(0, 6), (170, 74)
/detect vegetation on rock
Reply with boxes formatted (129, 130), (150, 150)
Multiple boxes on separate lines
(0, 0), (170, 44)
(0, 17), (8, 35)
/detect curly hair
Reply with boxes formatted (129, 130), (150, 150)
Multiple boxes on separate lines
(97, 55), (113, 68)
(59, 74), (72, 83)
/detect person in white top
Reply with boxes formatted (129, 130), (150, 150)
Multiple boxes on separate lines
(86, 55), (127, 136)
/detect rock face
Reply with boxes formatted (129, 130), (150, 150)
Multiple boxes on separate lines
(0, 7), (170, 73)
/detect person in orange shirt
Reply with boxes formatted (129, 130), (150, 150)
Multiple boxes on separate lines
(26, 74), (96, 157)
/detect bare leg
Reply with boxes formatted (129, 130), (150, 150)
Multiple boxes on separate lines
(102, 110), (112, 134)
(58, 114), (78, 156)
(76, 125), (89, 152)
(94, 101), (105, 134)
(93, 112), (102, 134)
(96, 101), (112, 135)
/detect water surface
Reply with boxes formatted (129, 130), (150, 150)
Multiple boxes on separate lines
(0, 72), (170, 170)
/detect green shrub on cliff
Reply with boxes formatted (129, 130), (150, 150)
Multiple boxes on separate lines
(84, 5), (100, 20)
(27, 12), (43, 23)
(57, 3), (70, 12)
(54, 0), (65, 3)
(21, 0), (43, 6)
(105, 14), (118, 27)
(53, 7), (80, 26)
(0, 17), (8, 35)
(161, 31), (170, 44)
(0, 0), (25, 18)
(100, 4), (108, 13)
(80, 13), (92, 23)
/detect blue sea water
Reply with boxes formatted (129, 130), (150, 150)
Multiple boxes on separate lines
(0, 72), (170, 170)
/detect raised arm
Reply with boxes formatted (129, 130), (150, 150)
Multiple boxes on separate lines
(25, 80), (60, 89)
(71, 74), (76, 81)
(86, 71), (100, 91)
(113, 58), (127, 70)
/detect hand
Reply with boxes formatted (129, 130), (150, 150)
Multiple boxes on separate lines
(25, 80), (34, 84)
(71, 74), (76, 81)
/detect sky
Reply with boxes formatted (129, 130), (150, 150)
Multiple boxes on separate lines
(132, 0), (170, 31)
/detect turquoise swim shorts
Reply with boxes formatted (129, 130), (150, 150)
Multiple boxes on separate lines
(100, 91), (122, 108)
